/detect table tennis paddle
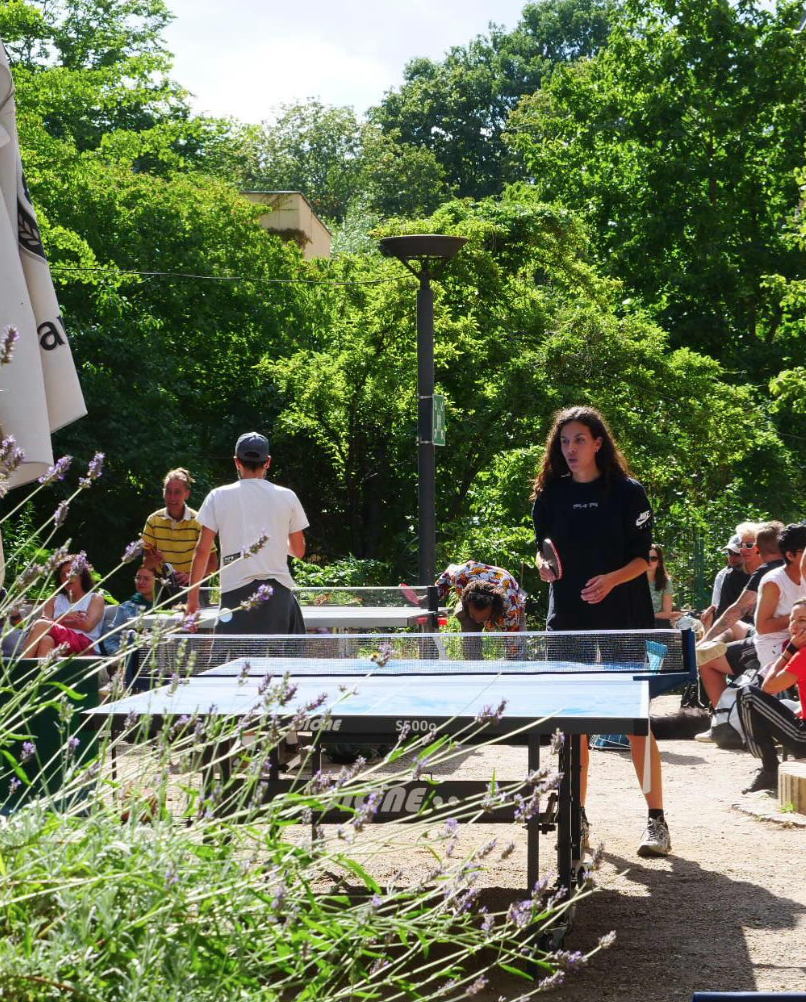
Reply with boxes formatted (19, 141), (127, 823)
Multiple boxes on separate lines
(541, 538), (563, 580)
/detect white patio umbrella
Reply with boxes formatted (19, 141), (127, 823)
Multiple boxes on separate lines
(0, 36), (86, 491)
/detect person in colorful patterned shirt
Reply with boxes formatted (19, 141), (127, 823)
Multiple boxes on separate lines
(436, 561), (526, 632)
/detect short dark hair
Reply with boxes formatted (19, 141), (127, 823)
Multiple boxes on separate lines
(778, 523), (806, 563)
(460, 579), (505, 620)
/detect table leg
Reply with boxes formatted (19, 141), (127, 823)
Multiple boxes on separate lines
(527, 733), (541, 893)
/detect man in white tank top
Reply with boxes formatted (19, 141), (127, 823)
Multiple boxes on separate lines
(753, 523), (806, 670)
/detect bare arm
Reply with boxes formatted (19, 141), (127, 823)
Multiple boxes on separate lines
(288, 530), (306, 559)
(754, 580), (789, 635)
(704, 588), (757, 640)
(187, 527), (216, 615)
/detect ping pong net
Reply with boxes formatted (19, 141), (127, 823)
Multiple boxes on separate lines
(294, 586), (432, 608)
(127, 629), (693, 687)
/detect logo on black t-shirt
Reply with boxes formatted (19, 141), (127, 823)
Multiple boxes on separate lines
(635, 510), (651, 528)
(572, 502), (599, 510)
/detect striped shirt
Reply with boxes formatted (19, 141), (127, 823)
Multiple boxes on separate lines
(141, 504), (214, 574)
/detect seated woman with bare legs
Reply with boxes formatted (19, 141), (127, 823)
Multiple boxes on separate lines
(23, 554), (106, 658)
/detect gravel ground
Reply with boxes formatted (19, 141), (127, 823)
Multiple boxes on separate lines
(472, 696), (806, 1001)
(117, 695), (806, 1000)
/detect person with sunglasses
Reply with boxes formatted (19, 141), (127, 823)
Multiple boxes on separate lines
(647, 544), (681, 627)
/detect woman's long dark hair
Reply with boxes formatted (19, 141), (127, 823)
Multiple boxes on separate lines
(530, 406), (632, 500)
(650, 543), (669, 592)
(54, 557), (93, 594)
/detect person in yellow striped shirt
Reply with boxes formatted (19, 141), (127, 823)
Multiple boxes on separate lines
(142, 468), (217, 586)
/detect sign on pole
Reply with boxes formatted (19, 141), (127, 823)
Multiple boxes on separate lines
(433, 393), (446, 447)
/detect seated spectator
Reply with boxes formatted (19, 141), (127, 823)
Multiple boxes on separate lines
(142, 468), (217, 590)
(696, 522), (804, 740)
(436, 561), (526, 632)
(701, 521), (772, 647)
(23, 554), (105, 657)
(647, 544), (680, 627)
(701, 535), (750, 629)
(737, 597), (806, 793)
(103, 565), (157, 656)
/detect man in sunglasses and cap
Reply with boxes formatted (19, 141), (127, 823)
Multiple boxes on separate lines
(187, 432), (309, 634)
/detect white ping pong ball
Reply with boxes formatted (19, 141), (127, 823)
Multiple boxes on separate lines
(218, 608), (233, 623)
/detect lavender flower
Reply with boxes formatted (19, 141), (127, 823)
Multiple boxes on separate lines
(238, 583), (273, 611)
(443, 817), (459, 838)
(79, 451), (104, 488)
(412, 755), (432, 781)
(18, 563), (43, 588)
(369, 639), (393, 668)
(241, 530), (270, 558)
(20, 741), (36, 762)
(475, 698), (507, 724)
(238, 661), (252, 685)
(351, 791), (382, 832)
(599, 930), (617, 949)
(125, 710), (138, 729)
(506, 898), (533, 929)
(500, 841), (516, 860)
(467, 975), (488, 995)
(165, 869), (178, 888)
(0, 436), (24, 477)
(44, 545), (70, 574)
(553, 949), (587, 971)
(38, 455), (72, 485)
(69, 551), (89, 579)
(66, 736), (80, 754)
(537, 971), (565, 991)
(180, 610), (200, 632)
(53, 501), (69, 528)
(121, 538), (144, 563)
(9, 777), (21, 795)
(481, 911), (495, 934)
(0, 325), (19, 365)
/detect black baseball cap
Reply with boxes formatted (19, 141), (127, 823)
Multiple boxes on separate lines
(235, 432), (270, 462)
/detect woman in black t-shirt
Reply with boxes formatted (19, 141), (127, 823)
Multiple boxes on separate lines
(531, 405), (671, 858)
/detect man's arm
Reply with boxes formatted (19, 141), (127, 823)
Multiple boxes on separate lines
(703, 587), (757, 640)
(288, 530), (306, 559)
(187, 526), (217, 615)
(754, 580), (789, 635)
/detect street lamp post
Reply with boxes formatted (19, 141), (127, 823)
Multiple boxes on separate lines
(378, 234), (468, 587)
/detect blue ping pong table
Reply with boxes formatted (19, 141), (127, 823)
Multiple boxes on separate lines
(89, 649), (688, 928)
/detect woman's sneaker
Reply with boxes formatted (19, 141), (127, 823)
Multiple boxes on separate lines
(580, 807), (591, 854)
(637, 817), (672, 857)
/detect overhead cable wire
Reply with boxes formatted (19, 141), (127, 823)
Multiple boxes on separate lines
(48, 263), (413, 288)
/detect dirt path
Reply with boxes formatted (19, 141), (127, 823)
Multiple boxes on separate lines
(477, 696), (806, 1000)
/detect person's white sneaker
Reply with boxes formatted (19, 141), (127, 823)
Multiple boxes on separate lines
(694, 727), (714, 743)
(637, 818), (672, 857)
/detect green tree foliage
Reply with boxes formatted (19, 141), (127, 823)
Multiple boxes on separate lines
(244, 100), (448, 223)
(506, 0), (806, 362)
(260, 191), (798, 590)
(370, 0), (614, 199)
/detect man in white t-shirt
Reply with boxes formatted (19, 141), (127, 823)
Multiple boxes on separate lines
(187, 432), (309, 633)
